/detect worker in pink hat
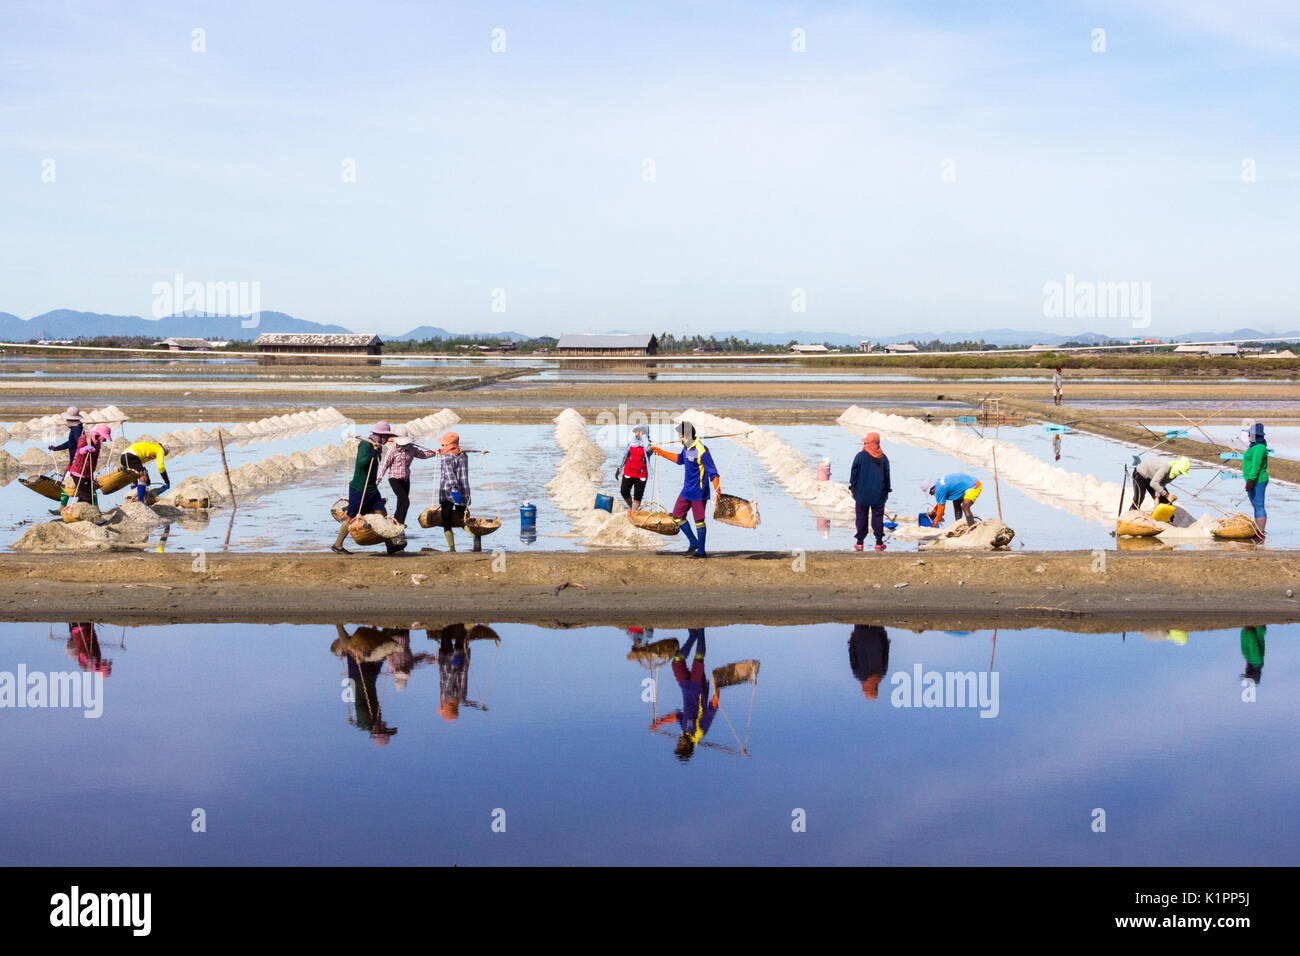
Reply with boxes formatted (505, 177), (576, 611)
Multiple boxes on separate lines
(48, 407), (84, 511)
(65, 425), (111, 506)
(332, 421), (399, 554)
(435, 430), (471, 551)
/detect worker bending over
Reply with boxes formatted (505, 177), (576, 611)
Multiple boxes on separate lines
(1131, 456), (1190, 511)
(923, 473), (982, 528)
(651, 421), (720, 559)
(122, 440), (170, 502)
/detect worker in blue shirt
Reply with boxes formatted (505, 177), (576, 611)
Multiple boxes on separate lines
(651, 421), (721, 558)
(923, 472), (982, 528)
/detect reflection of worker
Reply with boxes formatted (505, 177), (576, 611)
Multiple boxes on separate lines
(848, 625), (890, 701)
(626, 626), (654, 648)
(426, 623), (499, 719)
(1052, 433), (1062, 461)
(650, 628), (718, 761)
(65, 623), (112, 677)
(1242, 423), (1269, 539)
(332, 625), (402, 744)
(651, 421), (721, 559)
(1131, 456), (1190, 511)
(1241, 625), (1266, 684)
(923, 473), (982, 528)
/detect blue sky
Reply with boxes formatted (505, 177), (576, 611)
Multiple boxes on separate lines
(2, 0), (1298, 337)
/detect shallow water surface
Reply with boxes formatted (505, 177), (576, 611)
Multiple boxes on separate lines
(0, 619), (1293, 865)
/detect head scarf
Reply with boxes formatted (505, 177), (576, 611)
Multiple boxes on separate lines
(862, 432), (883, 459)
(439, 431), (461, 455)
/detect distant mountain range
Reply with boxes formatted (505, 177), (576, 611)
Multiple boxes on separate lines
(0, 310), (1295, 347)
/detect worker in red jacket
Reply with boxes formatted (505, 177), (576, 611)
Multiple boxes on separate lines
(615, 425), (651, 510)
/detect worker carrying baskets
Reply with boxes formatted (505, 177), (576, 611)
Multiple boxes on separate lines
(650, 420), (721, 559)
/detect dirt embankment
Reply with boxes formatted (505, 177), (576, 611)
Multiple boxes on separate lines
(0, 550), (1294, 630)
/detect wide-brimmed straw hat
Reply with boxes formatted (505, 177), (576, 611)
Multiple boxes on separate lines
(393, 425), (412, 446)
(371, 420), (396, 438)
(62, 406), (82, 424)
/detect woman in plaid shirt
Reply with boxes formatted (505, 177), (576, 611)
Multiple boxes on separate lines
(378, 425), (436, 526)
(436, 431), (471, 551)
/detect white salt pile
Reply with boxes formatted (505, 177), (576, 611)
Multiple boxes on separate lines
(12, 520), (120, 552)
(546, 409), (667, 549)
(680, 408), (855, 521)
(104, 500), (170, 528)
(919, 518), (1016, 551)
(18, 447), (55, 470)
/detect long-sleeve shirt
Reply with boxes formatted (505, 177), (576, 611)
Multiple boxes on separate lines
(617, 439), (650, 480)
(126, 441), (168, 480)
(50, 423), (83, 454)
(654, 440), (719, 501)
(1135, 459), (1175, 496)
(934, 473), (978, 503)
(348, 440), (382, 493)
(438, 452), (471, 505)
(67, 434), (102, 479)
(849, 451), (891, 506)
(1243, 441), (1269, 484)
(379, 442), (436, 481)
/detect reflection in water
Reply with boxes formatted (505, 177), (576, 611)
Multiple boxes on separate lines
(1242, 625), (1266, 684)
(849, 624), (890, 700)
(428, 623), (501, 721)
(65, 622), (113, 677)
(1052, 433), (1062, 462)
(644, 628), (761, 760)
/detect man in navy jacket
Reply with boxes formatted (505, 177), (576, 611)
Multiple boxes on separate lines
(849, 432), (891, 551)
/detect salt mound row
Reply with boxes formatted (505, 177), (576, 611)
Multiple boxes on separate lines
(681, 408), (854, 521)
(3, 405), (130, 445)
(545, 409), (666, 549)
(147, 406), (350, 452)
(839, 406), (1129, 526)
(160, 408), (461, 508)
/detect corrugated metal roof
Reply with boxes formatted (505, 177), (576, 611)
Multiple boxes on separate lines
(556, 333), (656, 349)
(159, 337), (211, 347)
(254, 333), (381, 346)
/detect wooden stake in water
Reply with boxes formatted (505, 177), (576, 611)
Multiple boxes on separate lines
(217, 429), (236, 511)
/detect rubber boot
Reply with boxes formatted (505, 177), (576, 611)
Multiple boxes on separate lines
(59, 491), (68, 508)
(136, 483), (146, 503)
(472, 534), (482, 553)
(444, 529), (457, 552)
(691, 524), (708, 558)
(678, 520), (699, 555)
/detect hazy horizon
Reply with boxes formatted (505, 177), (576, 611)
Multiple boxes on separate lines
(3, 1), (1298, 339)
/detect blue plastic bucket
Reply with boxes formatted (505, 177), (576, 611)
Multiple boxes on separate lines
(519, 503), (537, 528)
(918, 511), (937, 528)
(595, 494), (614, 512)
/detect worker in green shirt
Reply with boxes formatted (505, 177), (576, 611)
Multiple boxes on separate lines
(1242, 422), (1269, 539)
(332, 422), (399, 554)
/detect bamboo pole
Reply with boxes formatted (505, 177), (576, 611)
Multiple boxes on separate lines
(217, 430), (236, 511)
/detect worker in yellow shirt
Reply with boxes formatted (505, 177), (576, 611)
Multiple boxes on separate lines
(122, 440), (170, 502)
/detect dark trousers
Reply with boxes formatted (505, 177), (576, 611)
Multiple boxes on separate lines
(620, 476), (647, 508)
(855, 502), (884, 544)
(1131, 473), (1167, 510)
(440, 499), (466, 529)
(389, 477), (411, 525)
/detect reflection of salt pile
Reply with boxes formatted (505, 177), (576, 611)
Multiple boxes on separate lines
(681, 408), (854, 520)
(164, 408), (461, 507)
(546, 409), (665, 549)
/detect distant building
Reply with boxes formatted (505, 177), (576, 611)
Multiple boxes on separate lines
(858, 340), (877, 352)
(1250, 349), (1297, 359)
(883, 343), (919, 354)
(254, 333), (383, 356)
(790, 343), (831, 354)
(1173, 344), (1241, 357)
(556, 334), (657, 357)
(154, 337), (211, 351)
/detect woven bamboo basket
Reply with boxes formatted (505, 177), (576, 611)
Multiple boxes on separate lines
(61, 502), (101, 523)
(465, 514), (501, 536)
(1212, 513), (1258, 540)
(95, 466), (141, 494)
(331, 497), (348, 522)
(628, 507), (680, 536)
(349, 514), (405, 546)
(713, 659), (761, 688)
(626, 637), (680, 663)
(177, 496), (210, 510)
(418, 505), (464, 529)
(19, 475), (64, 501)
(713, 493), (760, 529)
(1116, 511), (1162, 537)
